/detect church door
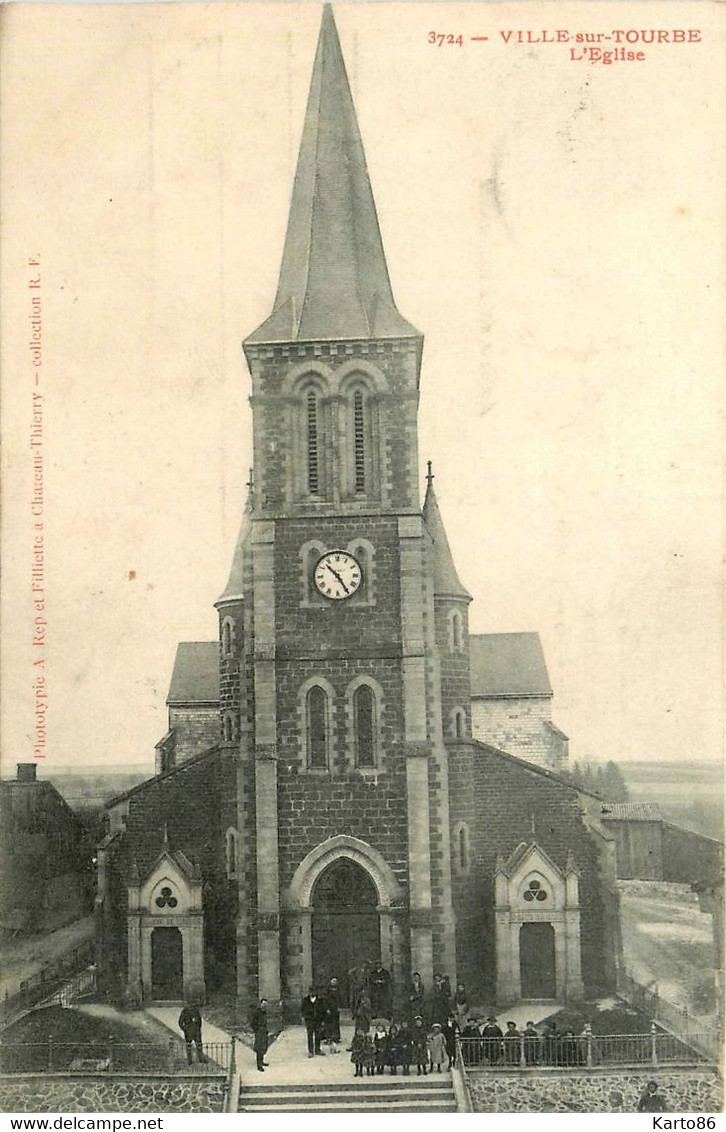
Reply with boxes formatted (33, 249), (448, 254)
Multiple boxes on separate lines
(519, 922), (556, 998)
(311, 858), (379, 1005)
(151, 926), (184, 1000)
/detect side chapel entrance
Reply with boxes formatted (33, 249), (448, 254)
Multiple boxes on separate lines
(311, 857), (379, 1004)
(151, 926), (184, 999)
(519, 922), (556, 998)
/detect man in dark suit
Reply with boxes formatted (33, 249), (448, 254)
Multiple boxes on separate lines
(301, 985), (326, 1057)
(250, 999), (269, 1072)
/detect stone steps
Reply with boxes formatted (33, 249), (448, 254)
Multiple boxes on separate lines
(239, 1075), (457, 1112)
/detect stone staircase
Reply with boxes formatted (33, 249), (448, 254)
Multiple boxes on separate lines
(239, 1074), (458, 1113)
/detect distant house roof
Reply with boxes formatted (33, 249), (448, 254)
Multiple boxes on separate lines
(470, 633), (552, 697)
(601, 802), (663, 822)
(167, 642), (219, 705)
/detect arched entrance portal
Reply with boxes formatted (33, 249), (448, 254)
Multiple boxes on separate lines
(311, 858), (380, 1004)
(151, 926), (183, 1000)
(519, 922), (556, 998)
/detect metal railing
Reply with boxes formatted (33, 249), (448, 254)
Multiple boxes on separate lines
(0, 1040), (232, 1075)
(457, 1024), (711, 1071)
(1, 941), (96, 1025)
(617, 967), (722, 1063)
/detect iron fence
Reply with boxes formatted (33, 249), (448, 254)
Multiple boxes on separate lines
(458, 1025), (711, 1071)
(0, 1039), (232, 1075)
(1, 941), (96, 1024)
(617, 966), (722, 1063)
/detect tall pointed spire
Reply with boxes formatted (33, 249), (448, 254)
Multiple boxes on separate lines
(423, 474), (472, 601)
(246, 5), (420, 345)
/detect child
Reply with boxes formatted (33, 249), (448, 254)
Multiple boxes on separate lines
(373, 1023), (388, 1075)
(428, 1022), (447, 1073)
(398, 1020), (412, 1076)
(443, 1013), (459, 1070)
(350, 1028), (366, 1078)
(411, 1014), (428, 1076)
(387, 1023), (401, 1075)
(363, 1031), (376, 1077)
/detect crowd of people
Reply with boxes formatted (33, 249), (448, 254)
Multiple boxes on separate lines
(347, 965), (469, 1079)
(458, 1017), (591, 1068)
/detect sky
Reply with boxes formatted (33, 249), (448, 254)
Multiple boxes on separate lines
(1, 2), (723, 773)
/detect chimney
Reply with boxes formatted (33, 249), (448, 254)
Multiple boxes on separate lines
(16, 763), (37, 782)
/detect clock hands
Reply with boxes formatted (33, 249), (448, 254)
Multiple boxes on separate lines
(325, 563), (350, 594)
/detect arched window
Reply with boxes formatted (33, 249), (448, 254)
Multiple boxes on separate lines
(453, 821), (470, 874)
(307, 686), (329, 769)
(459, 826), (469, 872)
(221, 617), (234, 657)
(306, 390), (319, 495)
(343, 380), (378, 501)
(353, 389), (366, 493)
(452, 707), (466, 739)
(225, 828), (239, 880)
(222, 712), (237, 742)
(354, 685), (376, 768)
(450, 611), (463, 653)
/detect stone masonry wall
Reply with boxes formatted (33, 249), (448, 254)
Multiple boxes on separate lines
(0, 1074), (227, 1114)
(447, 742), (607, 1002)
(469, 1067), (722, 1113)
(471, 696), (565, 770)
(168, 706), (219, 765)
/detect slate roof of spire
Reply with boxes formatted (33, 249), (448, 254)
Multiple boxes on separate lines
(422, 479), (471, 600)
(245, 5), (420, 345)
(217, 494), (252, 604)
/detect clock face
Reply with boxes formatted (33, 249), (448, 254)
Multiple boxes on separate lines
(314, 550), (363, 601)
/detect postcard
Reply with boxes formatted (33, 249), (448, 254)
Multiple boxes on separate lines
(0, 1), (722, 1117)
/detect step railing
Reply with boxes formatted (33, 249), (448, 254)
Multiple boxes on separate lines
(1, 941), (96, 1026)
(617, 966), (722, 1062)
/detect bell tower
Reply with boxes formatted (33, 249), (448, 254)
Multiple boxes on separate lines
(226, 5), (456, 1016)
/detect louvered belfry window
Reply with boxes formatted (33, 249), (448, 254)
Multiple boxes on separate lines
(307, 391), (319, 494)
(353, 389), (365, 492)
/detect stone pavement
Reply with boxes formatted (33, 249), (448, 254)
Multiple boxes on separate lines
(145, 1005), (234, 1049)
(145, 1003), (562, 1086)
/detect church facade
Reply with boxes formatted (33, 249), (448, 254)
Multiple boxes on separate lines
(97, 6), (620, 1020)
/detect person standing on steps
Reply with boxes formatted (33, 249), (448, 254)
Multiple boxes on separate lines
(301, 985), (326, 1057)
(178, 1003), (206, 1065)
(368, 959), (393, 1019)
(323, 976), (341, 1052)
(412, 1014), (428, 1076)
(250, 999), (269, 1072)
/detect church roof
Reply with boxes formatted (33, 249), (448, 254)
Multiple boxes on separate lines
(601, 802), (663, 822)
(422, 480), (471, 600)
(167, 642), (219, 705)
(245, 5), (420, 345)
(470, 633), (552, 697)
(217, 497), (252, 604)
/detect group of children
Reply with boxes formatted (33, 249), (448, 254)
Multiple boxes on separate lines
(350, 1016), (455, 1078)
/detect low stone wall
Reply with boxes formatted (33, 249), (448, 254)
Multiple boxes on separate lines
(0, 1073), (227, 1114)
(469, 1067), (722, 1113)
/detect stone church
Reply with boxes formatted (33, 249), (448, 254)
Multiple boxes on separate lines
(98, 6), (620, 1021)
